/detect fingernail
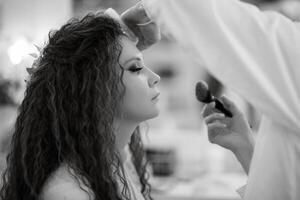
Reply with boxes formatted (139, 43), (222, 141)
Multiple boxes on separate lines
(219, 123), (226, 128)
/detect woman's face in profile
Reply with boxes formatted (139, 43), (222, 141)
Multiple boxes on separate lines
(117, 36), (160, 122)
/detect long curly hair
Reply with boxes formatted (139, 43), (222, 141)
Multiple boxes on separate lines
(0, 12), (152, 200)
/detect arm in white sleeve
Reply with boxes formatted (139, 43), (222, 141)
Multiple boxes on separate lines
(142, 0), (300, 131)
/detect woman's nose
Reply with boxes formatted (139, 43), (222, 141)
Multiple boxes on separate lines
(148, 70), (160, 87)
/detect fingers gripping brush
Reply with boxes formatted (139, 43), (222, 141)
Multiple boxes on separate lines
(195, 81), (233, 118)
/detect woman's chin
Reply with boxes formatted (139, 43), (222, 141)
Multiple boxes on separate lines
(139, 109), (160, 122)
(148, 108), (160, 119)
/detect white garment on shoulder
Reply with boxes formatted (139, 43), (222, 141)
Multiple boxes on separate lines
(40, 159), (145, 200)
(39, 164), (94, 200)
(142, 0), (300, 199)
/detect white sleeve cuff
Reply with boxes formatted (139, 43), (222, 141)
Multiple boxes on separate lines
(236, 185), (247, 198)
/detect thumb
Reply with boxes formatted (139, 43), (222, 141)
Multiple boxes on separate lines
(220, 96), (240, 115)
(121, 2), (150, 25)
(105, 8), (138, 42)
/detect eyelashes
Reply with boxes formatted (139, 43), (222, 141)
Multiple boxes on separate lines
(129, 67), (143, 72)
(128, 63), (143, 73)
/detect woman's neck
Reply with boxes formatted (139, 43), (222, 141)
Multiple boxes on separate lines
(113, 118), (139, 162)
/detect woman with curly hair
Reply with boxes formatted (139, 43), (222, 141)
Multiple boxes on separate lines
(0, 10), (160, 200)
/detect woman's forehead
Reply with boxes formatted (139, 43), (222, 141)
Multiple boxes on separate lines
(119, 36), (142, 65)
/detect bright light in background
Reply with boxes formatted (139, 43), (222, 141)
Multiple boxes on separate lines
(7, 37), (34, 65)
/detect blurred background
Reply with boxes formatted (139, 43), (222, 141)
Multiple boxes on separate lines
(0, 0), (299, 199)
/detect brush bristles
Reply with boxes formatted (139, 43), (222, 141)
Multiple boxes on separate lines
(195, 81), (209, 102)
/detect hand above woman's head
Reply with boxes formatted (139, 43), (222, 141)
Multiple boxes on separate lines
(121, 2), (161, 50)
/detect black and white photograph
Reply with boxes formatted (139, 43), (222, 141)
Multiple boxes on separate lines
(0, 0), (299, 199)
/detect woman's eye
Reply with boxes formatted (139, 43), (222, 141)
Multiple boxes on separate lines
(129, 64), (143, 73)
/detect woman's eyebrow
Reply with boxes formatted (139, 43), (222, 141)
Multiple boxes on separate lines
(123, 53), (143, 66)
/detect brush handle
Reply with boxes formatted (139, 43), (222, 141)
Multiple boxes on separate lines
(214, 98), (233, 118)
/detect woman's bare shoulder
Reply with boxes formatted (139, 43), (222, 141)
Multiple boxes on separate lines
(40, 164), (94, 200)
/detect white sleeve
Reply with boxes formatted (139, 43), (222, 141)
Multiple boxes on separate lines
(40, 182), (92, 200)
(142, 0), (300, 131)
(236, 184), (247, 198)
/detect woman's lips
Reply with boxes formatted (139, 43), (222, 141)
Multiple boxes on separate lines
(152, 93), (160, 101)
